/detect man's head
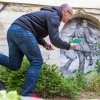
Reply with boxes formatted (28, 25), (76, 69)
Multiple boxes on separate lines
(60, 3), (73, 23)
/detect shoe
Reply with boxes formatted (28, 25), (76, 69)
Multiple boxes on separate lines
(31, 93), (39, 98)
(31, 93), (44, 100)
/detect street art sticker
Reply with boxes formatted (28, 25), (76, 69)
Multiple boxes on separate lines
(60, 18), (100, 77)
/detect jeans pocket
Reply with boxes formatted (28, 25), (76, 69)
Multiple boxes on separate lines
(10, 30), (23, 39)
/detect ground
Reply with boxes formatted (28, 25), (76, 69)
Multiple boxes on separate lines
(49, 91), (100, 100)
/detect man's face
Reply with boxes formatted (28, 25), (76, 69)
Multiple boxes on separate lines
(62, 9), (73, 23)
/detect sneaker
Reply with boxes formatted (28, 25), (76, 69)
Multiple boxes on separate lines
(31, 93), (44, 100)
(31, 93), (39, 98)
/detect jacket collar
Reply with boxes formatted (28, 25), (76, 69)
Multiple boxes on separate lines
(40, 6), (62, 20)
(52, 6), (62, 20)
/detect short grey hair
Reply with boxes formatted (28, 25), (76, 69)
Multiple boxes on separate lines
(60, 3), (71, 11)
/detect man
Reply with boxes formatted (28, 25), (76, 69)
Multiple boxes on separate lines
(0, 3), (77, 98)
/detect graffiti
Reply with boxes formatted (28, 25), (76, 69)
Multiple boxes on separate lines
(60, 18), (100, 77)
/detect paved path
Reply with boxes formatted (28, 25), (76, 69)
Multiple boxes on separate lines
(22, 97), (100, 100)
(22, 96), (44, 100)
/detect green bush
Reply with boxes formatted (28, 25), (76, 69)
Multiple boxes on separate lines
(0, 57), (84, 99)
(85, 42), (100, 92)
(35, 65), (85, 99)
(95, 59), (100, 74)
(85, 70), (100, 92)
(0, 57), (29, 93)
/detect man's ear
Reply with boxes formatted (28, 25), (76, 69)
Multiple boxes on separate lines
(64, 10), (68, 16)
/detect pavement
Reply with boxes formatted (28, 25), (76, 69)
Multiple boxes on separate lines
(21, 96), (45, 100)
(21, 96), (100, 100)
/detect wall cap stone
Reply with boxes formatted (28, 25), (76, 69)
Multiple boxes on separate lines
(0, 0), (100, 8)
(72, 9), (100, 29)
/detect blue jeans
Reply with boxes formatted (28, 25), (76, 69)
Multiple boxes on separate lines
(0, 24), (43, 96)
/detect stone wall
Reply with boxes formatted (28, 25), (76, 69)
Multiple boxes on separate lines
(0, 3), (60, 66)
(0, 2), (100, 66)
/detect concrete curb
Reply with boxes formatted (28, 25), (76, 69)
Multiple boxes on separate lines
(21, 96), (44, 100)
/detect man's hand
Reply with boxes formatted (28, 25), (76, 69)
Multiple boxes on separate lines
(44, 44), (54, 50)
(70, 43), (77, 49)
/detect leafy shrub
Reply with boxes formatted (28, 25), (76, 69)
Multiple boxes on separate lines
(85, 70), (100, 92)
(85, 42), (100, 92)
(0, 57), (84, 99)
(0, 57), (29, 93)
(0, 90), (21, 100)
(35, 64), (86, 99)
(95, 59), (100, 74)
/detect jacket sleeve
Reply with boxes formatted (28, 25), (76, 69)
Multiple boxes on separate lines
(47, 15), (70, 50)
(38, 39), (47, 46)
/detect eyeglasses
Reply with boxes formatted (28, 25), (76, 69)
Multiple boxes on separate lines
(67, 10), (72, 16)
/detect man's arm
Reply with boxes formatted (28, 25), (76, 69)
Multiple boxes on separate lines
(38, 39), (54, 50)
(47, 15), (70, 50)
(38, 39), (47, 46)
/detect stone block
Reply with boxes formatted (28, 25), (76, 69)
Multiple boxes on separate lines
(40, 48), (59, 60)
(0, 46), (8, 55)
(0, 38), (8, 45)
(44, 59), (59, 66)
(12, 4), (25, 12)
